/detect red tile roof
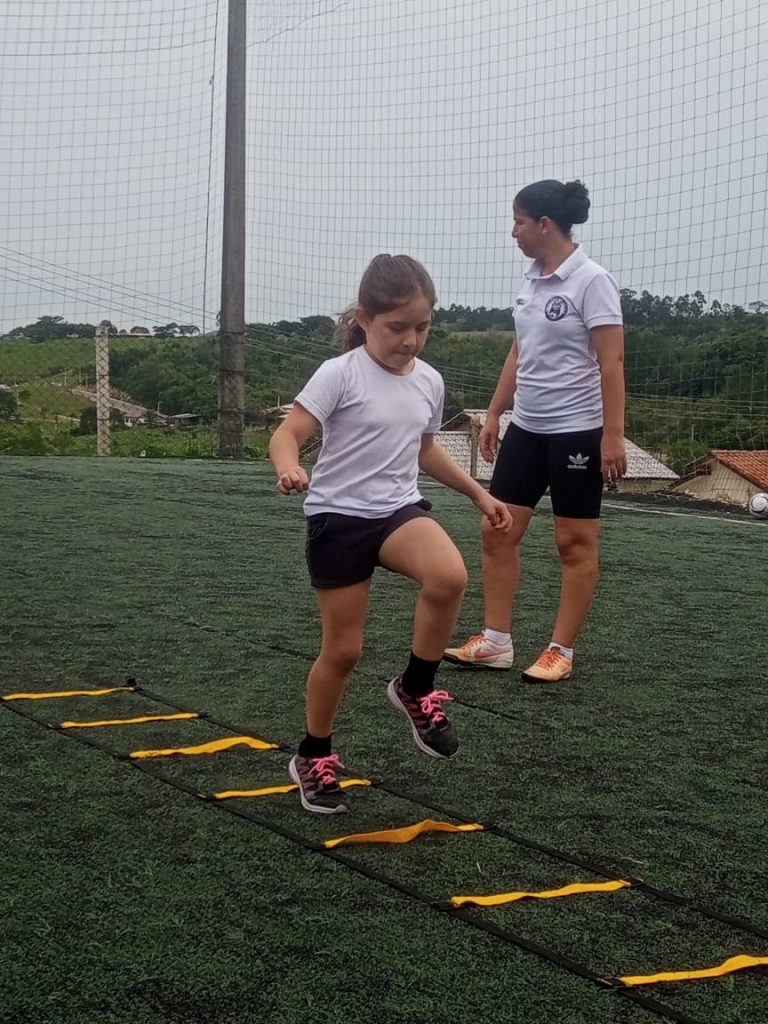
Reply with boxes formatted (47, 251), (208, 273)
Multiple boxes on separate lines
(711, 450), (768, 491)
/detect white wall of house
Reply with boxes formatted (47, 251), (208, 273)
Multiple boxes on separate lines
(614, 478), (673, 494)
(678, 463), (759, 506)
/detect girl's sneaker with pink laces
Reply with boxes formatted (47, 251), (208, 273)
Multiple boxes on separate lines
(387, 676), (459, 759)
(288, 753), (350, 814)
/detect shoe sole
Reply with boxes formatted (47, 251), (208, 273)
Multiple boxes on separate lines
(520, 670), (572, 684)
(387, 679), (457, 760)
(442, 653), (513, 670)
(288, 757), (349, 814)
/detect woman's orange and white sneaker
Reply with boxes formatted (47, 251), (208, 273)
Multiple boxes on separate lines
(443, 634), (514, 670)
(520, 648), (573, 683)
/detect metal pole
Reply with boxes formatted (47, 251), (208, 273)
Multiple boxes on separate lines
(218, 0), (246, 458)
(469, 415), (480, 479)
(95, 324), (111, 456)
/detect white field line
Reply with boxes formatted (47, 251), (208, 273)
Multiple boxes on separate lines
(603, 501), (760, 526)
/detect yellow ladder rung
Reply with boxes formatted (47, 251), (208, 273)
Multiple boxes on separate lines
(451, 879), (633, 908)
(614, 953), (768, 988)
(130, 736), (278, 758)
(213, 778), (371, 800)
(3, 686), (135, 701)
(60, 713), (198, 729)
(324, 819), (484, 849)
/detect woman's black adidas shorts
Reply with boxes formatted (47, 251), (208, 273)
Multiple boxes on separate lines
(490, 422), (603, 519)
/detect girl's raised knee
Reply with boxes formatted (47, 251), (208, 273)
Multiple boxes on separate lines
(424, 565), (468, 602)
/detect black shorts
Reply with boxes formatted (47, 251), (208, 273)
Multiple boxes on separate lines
(490, 423), (603, 519)
(305, 499), (433, 589)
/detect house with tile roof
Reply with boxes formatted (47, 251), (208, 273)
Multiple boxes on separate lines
(435, 410), (679, 492)
(676, 450), (768, 506)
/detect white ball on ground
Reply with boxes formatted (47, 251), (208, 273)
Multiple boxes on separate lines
(747, 492), (768, 519)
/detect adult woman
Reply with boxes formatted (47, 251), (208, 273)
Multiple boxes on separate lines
(444, 180), (626, 682)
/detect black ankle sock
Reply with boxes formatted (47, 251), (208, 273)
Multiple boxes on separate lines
(298, 732), (332, 759)
(401, 652), (441, 698)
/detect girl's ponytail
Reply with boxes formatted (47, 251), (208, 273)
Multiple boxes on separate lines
(334, 306), (366, 350)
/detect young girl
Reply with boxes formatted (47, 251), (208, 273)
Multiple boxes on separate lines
(269, 254), (512, 814)
(444, 179), (626, 683)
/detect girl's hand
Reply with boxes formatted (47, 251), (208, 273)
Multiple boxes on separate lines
(276, 466), (310, 494)
(600, 435), (627, 483)
(479, 414), (501, 463)
(475, 492), (513, 531)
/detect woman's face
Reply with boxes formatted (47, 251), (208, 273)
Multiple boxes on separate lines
(511, 203), (546, 259)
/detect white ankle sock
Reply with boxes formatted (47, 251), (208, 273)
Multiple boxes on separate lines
(548, 642), (574, 659)
(484, 628), (511, 646)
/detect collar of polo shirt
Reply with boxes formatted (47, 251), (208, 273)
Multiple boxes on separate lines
(525, 243), (589, 282)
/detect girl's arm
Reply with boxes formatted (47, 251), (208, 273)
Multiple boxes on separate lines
(268, 404), (322, 494)
(418, 435), (512, 531)
(592, 324), (627, 482)
(480, 339), (517, 462)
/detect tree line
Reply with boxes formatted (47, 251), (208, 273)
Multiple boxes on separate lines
(5, 290), (766, 343)
(2, 316), (200, 341)
(2, 292), (766, 468)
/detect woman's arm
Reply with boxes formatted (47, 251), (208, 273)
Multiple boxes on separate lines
(268, 404), (322, 493)
(592, 324), (627, 482)
(488, 339), (518, 417)
(480, 339), (517, 462)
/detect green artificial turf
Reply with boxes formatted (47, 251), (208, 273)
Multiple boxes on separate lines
(1, 457), (766, 1024)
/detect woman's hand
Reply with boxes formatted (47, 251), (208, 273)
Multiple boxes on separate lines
(601, 434), (627, 483)
(479, 413), (501, 463)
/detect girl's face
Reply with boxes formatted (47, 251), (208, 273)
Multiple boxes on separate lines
(356, 292), (433, 373)
(512, 203), (547, 259)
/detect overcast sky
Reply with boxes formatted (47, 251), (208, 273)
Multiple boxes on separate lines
(1, 0), (766, 333)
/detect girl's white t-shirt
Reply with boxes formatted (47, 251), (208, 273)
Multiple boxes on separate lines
(295, 345), (444, 517)
(512, 245), (623, 434)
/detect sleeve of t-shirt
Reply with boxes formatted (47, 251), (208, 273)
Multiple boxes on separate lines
(582, 272), (623, 329)
(294, 357), (345, 425)
(425, 374), (445, 434)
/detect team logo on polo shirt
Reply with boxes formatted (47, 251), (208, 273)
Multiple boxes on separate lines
(544, 296), (569, 321)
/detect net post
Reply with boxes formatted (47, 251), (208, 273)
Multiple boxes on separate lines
(95, 324), (111, 456)
(217, 0), (247, 459)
